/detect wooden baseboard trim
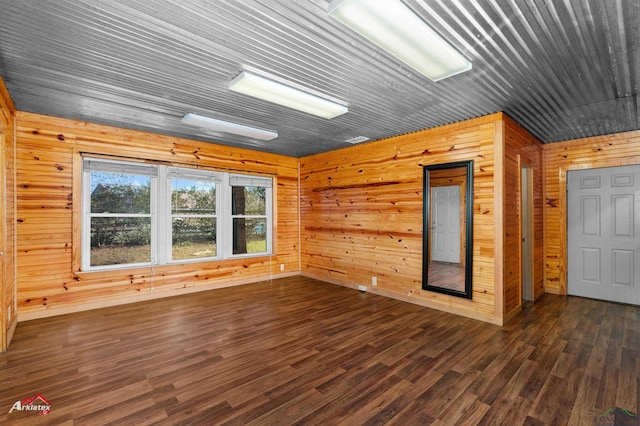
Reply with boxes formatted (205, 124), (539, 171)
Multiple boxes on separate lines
(301, 272), (502, 325)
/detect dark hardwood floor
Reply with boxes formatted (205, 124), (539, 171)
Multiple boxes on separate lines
(1, 276), (638, 425)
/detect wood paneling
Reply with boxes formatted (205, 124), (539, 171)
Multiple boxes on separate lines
(543, 130), (640, 295)
(503, 116), (545, 319)
(300, 114), (503, 324)
(15, 112), (299, 320)
(0, 75), (17, 352)
(300, 113), (545, 325)
(8, 107), (552, 329)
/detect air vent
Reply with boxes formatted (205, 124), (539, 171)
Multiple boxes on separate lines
(345, 136), (370, 144)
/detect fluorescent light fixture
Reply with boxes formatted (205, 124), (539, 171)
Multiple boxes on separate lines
(328, 0), (471, 81)
(345, 136), (370, 144)
(229, 71), (348, 119)
(181, 113), (278, 141)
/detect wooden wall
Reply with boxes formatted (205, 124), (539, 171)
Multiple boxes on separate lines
(502, 116), (545, 321)
(4, 86), (637, 333)
(300, 113), (508, 324)
(15, 112), (300, 320)
(0, 75), (17, 352)
(543, 129), (640, 295)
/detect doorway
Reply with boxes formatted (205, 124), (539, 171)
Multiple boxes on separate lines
(521, 166), (533, 302)
(567, 165), (640, 305)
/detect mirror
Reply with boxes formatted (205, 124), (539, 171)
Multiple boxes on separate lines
(423, 160), (473, 299)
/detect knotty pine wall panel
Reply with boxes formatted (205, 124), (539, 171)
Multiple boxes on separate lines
(15, 112), (299, 320)
(503, 117), (544, 321)
(300, 114), (503, 324)
(543, 129), (640, 295)
(0, 75), (17, 351)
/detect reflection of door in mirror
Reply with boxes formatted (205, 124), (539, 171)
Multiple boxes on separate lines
(431, 185), (460, 263)
(427, 166), (467, 293)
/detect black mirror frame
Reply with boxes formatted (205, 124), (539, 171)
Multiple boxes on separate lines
(422, 160), (474, 299)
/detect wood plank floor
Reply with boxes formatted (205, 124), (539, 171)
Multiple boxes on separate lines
(1, 276), (638, 425)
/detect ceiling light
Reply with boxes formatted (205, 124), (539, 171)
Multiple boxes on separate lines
(229, 71), (348, 119)
(345, 136), (370, 144)
(328, 0), (471, 81)
(181, 113), (278, 141)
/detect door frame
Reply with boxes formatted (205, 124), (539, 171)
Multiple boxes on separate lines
(520, 163), (534, 302)
(558, 161), (640, 294)
(565, 164), (640, 304)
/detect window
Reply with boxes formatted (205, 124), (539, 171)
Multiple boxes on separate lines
(82, 160), (156, 269)
(168, 168), (220, 261)
(231, 176), (270, 255)
(82, 158), (272, 271)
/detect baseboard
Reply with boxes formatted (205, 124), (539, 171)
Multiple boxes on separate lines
(301, 272), (502, 325)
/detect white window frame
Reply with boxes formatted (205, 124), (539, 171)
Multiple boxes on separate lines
(225, 174), (273, 258)
(81, 158), (273, 271)
(81, 158), (158, 271)
(161, 166), (222, 264)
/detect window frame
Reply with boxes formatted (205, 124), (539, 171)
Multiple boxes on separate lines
(80, 157), (273, 272)
(229, 175), (273, 257)
(162, 166), (222, 264)
(81, 159), (158, 271)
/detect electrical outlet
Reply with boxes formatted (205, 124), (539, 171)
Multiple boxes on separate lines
(372, 276), (377, 286)
(280, 264), (285, 271)
(358, 285), (367, 292)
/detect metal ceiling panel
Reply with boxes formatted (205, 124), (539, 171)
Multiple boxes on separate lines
(0, 0), (637, 157)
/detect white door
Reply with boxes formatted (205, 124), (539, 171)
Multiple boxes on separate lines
(567, 165), (640, 305)
(431, 185), (461, 263)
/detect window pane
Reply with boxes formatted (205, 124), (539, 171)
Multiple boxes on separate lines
(172, 217), (217, 260)
(233, 218), (267, 254)
(232, 186), (266, 215)
(90, 172), (151, 214)
(172, 179), (215, 215)
(90, 217), (151, 266)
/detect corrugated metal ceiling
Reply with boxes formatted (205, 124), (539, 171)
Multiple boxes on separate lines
(0, 0), (637, 157)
